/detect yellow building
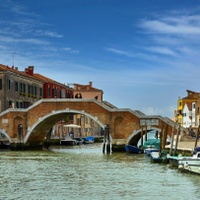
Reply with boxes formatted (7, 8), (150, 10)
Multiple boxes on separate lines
(177, 90), (200, 126)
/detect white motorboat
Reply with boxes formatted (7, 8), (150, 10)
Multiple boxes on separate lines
(60, 135), (77, 145)
(178, 152), (200, 174)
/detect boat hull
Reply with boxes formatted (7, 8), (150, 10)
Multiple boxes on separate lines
(125, 145), (142, 154)
(60, 140), (76, 145)
(0, 141), (10, 149)
(178, 162), (200, 175)
(145, 148), (159, 156)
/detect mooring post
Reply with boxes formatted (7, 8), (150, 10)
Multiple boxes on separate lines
(44, 128), (52, 149)
(159, 123), (164, 154)
(194, 125), (200, 149)
(106, 124), (111, 154)
(163, 124), (168, 150)
(169, 124), (175, 156)
(141, 126), (144, 147)
(145, 124), (147, 142)
(17, 124), (23, 150)
(174, 124), (180, 156)
(102, 126), (106, 154)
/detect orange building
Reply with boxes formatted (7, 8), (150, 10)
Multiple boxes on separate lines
(73, 81), (103, 101)
(71, 82), (104, 137)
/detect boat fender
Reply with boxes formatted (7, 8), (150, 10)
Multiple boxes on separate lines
(184, 163), (189, 169)
(178, 165), (183, 169)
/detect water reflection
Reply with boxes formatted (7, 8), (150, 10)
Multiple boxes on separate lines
(0, 144), (200, 200)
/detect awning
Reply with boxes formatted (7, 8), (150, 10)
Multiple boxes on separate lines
(63, 124), (81, 128)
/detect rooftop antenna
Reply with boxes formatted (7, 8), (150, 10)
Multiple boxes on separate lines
(12, 52), (16, 67)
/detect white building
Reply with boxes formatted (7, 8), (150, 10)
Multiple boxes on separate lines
(182, 102), (193, 128)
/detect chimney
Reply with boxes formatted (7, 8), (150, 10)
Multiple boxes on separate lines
(89, 81), (92, 88)
(25, 66), (34, 76)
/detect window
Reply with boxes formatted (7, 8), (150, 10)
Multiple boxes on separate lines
(28, 85), (30, 94)
(52, 88), (55, 97)
(34, 86), (37, 95)
(15, 81), (18, 92)
(23, 83), (26, 93)
(20, 83), (26, 92)
(7, 79), (11, 90)
(48, 86), (50, 97)
(40, 88), (43, 97)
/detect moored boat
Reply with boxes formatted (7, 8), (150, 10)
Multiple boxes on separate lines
(178, 151), (200, 170)
(143, 139), (160, 149)
(84, 136), (95, 144)
(60, 135), (77, 145)
(0, 140), (10, 149)
(143, 139), (160, 156)
(145, 147), (159, 156)
(178, 161), (200, 175)
(150, 150), (169, 163)
(169, 147), (200, 167)
(125, 145), (142, 154)
(74, 137), (84, 145)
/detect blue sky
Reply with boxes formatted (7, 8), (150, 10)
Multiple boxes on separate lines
(1, 0), (200, 118)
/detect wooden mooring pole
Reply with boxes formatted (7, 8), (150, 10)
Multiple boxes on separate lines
(174, 125), (180, 156)
(102, 124), (111, 154)
(145, 125), (147, 142)
(106, 125), (111, 154)
(141, 126), (144, 147)
(159, 123), (164, 153)
(169, 124), (175, 156)
(194, 125), (200, 149)
(162, 124), (168, 150)
(43, 128), (52, 149)
(16, 124), (24, 150)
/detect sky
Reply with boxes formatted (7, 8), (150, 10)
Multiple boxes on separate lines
(1, 0), (200, 118)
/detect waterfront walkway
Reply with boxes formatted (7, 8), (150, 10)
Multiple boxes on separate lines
(166, 136), (200, 152)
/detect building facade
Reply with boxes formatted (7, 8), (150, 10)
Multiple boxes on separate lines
(25, 66), (73, 99)
(73, 81), (103, 101)
(177, 90), (200, 126)
(182, 102), (192, 128)
(0, 65), (75, 113)
(0, 64), (43, 112)
(73, 82), (104, 137)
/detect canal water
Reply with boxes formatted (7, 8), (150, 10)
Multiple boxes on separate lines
(0, 143), (200, 200)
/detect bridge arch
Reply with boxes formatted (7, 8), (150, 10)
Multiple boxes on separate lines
(24, 109), (106, 144)
(126, 127), (162, 146)
(0, 129), (12, 142)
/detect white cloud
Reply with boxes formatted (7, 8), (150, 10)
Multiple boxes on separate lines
(63, 47), (79, 54)
(0, 35), (49, 45)
(140, 14), (200, 35)
(144, 46), (178, 57)
(35, 30), (63, 38)
(105, 47), (134, 57)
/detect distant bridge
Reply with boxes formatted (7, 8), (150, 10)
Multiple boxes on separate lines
(0, 98), (186, 150)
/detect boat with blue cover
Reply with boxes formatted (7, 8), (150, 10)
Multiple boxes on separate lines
(84, 136), (95, 144)
(125, 145), (142, 154)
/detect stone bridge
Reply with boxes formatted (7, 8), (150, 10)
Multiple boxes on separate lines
(0, 98), (186, 150)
